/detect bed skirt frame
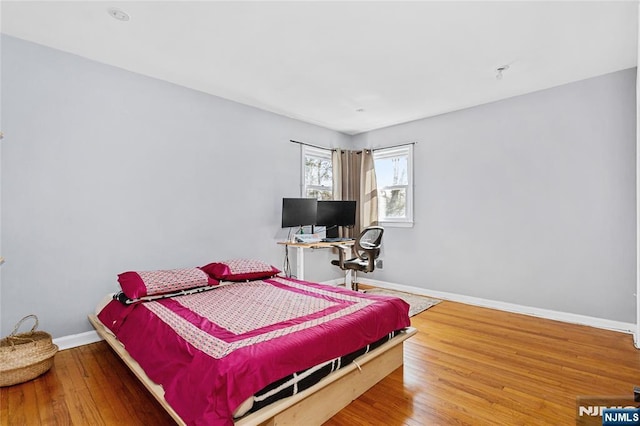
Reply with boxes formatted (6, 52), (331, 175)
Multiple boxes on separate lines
(88, 315), (416, 425)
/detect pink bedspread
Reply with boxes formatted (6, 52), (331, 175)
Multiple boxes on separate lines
(97, 276), (410, 425)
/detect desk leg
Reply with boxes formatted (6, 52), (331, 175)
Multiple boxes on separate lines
(296, 246), (304, 281)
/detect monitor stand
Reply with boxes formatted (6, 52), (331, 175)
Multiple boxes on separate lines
(325, 226), (339, 239)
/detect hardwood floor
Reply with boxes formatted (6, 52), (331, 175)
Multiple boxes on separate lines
(2, 300), (638, 425)
(327, 302), (639, 425)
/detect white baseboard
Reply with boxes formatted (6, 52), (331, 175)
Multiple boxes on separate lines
(53, 330), (103, 350)
(356, 277), (636, 335)
(323, 278), (345, 286)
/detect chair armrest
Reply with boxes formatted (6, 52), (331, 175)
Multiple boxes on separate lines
(332, 244), (350, 268)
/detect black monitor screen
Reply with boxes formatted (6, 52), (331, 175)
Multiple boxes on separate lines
(281, 198), (318, 228)
(316, 200), (357, 227)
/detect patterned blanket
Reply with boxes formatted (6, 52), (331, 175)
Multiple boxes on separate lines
(98, 276), (410, 425)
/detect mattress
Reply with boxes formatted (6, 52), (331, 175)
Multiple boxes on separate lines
(248, 329), (401, 414)
(97, 276), (410, 425)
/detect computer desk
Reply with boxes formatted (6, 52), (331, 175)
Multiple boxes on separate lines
(277, 240), (355, 281)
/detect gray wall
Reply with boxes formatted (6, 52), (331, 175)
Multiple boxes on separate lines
(354, 68), (637, 323)
(0, 36), (349, 337)
(1, 35), (636, 338)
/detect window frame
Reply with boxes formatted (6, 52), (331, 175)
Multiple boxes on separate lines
(373, 144), (414, 227)
(301, 145), (333, 199)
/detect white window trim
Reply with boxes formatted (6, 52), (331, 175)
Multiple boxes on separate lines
(301, 145), (333, 198)
(374, 144), (414, 227)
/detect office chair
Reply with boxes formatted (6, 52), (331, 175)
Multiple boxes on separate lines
(331, 226), (384, 291)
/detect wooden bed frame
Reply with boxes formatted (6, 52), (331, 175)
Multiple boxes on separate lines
(88, 315), (416, 425)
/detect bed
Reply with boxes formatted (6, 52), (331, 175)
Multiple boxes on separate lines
(89, 261), (416, 425)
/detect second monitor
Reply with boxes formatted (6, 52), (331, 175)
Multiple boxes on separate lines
(316, 200), (356, 239)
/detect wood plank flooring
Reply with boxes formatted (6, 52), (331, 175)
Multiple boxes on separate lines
(1, 300), (639, 425)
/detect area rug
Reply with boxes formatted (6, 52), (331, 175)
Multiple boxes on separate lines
(365, 288), (441, 317)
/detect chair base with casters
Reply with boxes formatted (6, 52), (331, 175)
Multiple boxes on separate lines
(331, 226), (384, 292)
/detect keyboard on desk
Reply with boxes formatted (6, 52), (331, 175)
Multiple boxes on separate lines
(321, 237), (352, 243)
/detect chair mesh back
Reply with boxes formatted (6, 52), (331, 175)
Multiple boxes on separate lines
(359, 228), (383, 248)
(355, 226), (384, 261)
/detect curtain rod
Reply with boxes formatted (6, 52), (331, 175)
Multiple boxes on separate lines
(372, 141), (416, 151)
(289, 139), (332, 151)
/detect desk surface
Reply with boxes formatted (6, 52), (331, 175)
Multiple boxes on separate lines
(278, 240), (355, 249)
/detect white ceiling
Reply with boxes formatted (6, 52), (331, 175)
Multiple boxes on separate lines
(1, 1), (638, 135)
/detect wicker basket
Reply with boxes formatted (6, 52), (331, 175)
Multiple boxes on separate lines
(0, 315), (59, 387)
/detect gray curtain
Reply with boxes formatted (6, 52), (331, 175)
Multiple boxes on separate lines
(332, 149), (378, 238)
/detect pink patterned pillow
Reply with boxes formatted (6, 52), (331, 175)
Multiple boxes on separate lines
(200, 259), (280, 282)
(118, 267), (218, 299)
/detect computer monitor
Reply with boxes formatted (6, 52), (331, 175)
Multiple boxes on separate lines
(281, 198), (318, 228)
(316, 200), (356, 238)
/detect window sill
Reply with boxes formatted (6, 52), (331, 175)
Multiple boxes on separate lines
(377, 221), (414, 228)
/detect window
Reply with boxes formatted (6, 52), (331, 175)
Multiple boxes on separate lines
(302, 146), (333, 199)
(373, 144), (414, 226)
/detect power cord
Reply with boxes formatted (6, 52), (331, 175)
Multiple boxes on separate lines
(283, 227), (296, 278)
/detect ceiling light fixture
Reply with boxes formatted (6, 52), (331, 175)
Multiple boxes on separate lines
(107, 8), (130, 22)
(496, 65), (510, 80)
